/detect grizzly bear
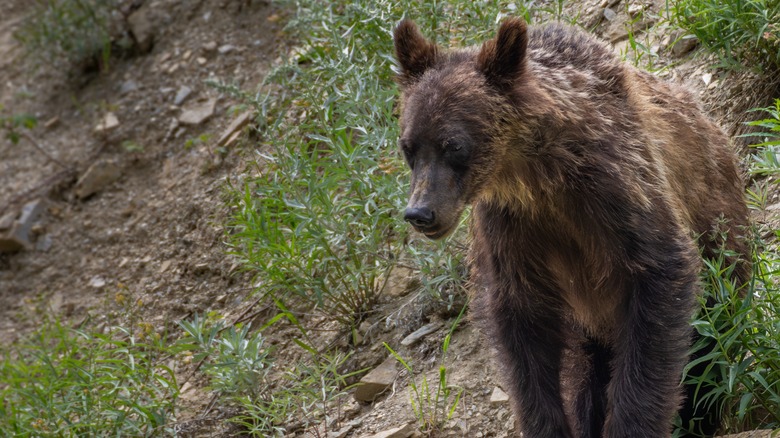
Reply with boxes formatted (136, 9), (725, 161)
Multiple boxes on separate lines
(393, 17), (749, 438)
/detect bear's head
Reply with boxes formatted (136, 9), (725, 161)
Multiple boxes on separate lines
(393, 18), (530, 239)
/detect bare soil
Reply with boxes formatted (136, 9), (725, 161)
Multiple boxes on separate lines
(0, 0), (777, 437)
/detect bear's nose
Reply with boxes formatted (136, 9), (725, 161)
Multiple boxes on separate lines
(404, 207), (435, 228)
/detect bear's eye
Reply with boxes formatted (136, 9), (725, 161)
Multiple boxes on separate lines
(398, 139), (415, 168)
(444, 139), (469, 170)
(444, 140), (462, 151)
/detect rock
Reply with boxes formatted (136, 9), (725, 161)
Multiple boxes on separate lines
(702, 73), (713, 86)
(74, 159), (122, 199)
(196, 57), (207, 65)
(368, 423), (415, 438)
(327, 423), (354, 438)
(602, 7), (618, 21)
(218, 44), (235, 54)
(490, 387), (510, 405)
(354, 356), (398, 402)
(0, 212), (14, 230)
(217, 110), (253, 147)
(202, 41), (218, 52)
(0, 199), (44, 252)
(672, 35), (699, 57)
(35, 234), (52, 251)
(120, 80), (139, 95)
(94, 112), (119, 132)
(174, 85), (192, 106)
(400, 322), (442, 346)
(627, 4), (643, 17)
(128, 6), (155, 53)
(89, 276), (106, 288)
(179, 98), (217, 125)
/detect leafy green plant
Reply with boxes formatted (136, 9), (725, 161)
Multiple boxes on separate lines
(384, 306), (466, 434)
(668, 0), (780, 71)
(178, 314), (359, 437)
(680, 101), (780, 436)
(223, 0), (559, 330)
(178, 315), (272, 399)
(15, 0), (120, 72)
(0, 320), (179, 436)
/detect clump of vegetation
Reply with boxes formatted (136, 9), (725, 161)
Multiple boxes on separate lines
(221, 0), (569, 329)
(384, 307), (466, 434)
(681, 99), (780, 436)
(0, 319), (179, 436)
(668, 0), (780, 72)
(15, 0), (120, 72)
(178, 314), (359, 437)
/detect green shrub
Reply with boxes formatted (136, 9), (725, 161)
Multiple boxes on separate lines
(15, 0), (120, 72)
(0, 320), (179, 436)
(681, 100), (780, 435)
(384, 306), (466, 434)
(668, 0), (780, 71)
(221, 0), (576, 329)
(178, 314), (359, 437)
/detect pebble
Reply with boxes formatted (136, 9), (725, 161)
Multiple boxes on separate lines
(400, 321), (442, 346)
(490, 386), (510, 405)
(120, 80), (139, 95)
(174, 85), (192, 106)
(354, 356), (398, 402)
(74, 159), (122, 199)
(94, 112), (119, 132)
(179, 98), (217, 125)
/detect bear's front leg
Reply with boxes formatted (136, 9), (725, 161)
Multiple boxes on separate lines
(488, 290), (574, 438)
(604, 244), (698, 438)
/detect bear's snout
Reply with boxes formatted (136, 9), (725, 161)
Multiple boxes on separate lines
(403, 206), (435, 229)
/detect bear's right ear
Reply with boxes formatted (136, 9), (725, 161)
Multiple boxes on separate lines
(394, 19), (438, 87)
(477, 17), (528, 90)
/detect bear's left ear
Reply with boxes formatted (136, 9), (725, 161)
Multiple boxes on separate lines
(477, 17), (528, 90)
(394, 19), (438, 87)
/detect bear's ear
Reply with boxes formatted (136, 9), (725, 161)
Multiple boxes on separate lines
(394, 19), (438, 87)
(477, 17), (528, 90)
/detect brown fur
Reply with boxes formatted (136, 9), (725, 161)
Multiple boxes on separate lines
(393, 18), (749, 438)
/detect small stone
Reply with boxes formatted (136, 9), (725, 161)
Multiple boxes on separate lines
(0, 199), (44, 252)
(202, 41), (217, 52)
(94, 112), (119, 132)
(160, 260), (172, 273)
(490, 387), (510, 405)
(173, 85), (192, 106)
(354, 356), (398, 402)
(179, 98), (217, 125)
(702, 73), (713, 86)
(183, 49), (192, 60)
(196, 57), (207, 65)
(627, 4), (643, 17)
(603, 8), (618, 21)
(217, 110), (253, 146)
(400, 322), (442, 346)
(128, 6), (155, 53)
(74, 159), (122, 199)
(89, 276), (106, 288)
(327, 423), (354, 438)
(120, 80), (139, 95)
(218, 44), (235, 54)
(672, 35), (699, 57)
(0, 212), (14, 230)
(368, 423), (415, 438)
(36, 234), (52, 251)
